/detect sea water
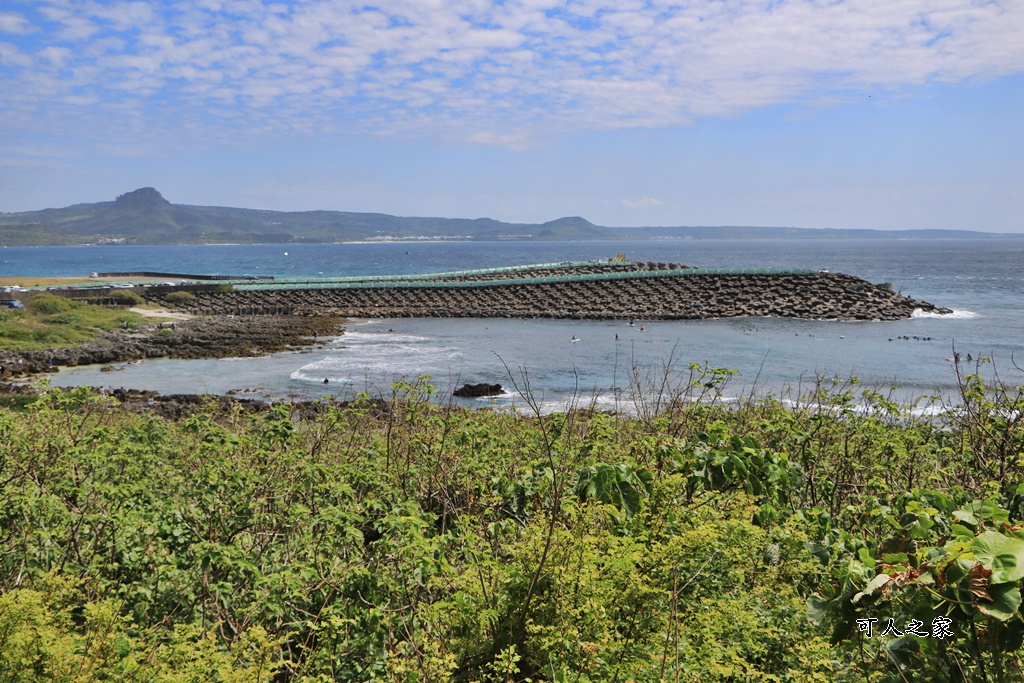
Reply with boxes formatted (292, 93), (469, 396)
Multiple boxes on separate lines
(5, 238), (1023, 411)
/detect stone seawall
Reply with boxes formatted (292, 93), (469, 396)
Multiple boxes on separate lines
(152, 272), (950, 321)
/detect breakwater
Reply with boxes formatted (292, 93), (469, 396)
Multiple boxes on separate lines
(147, 264), (950, 321)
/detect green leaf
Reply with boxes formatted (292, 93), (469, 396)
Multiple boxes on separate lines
(953, 509), (979, 526)
(950, 524), (975, 539)
(977, 583), (1022, 621)
(865, 573), (892, 593)
(853, 573), (891, 604)
(972, 531), (1024, 584)
(574, 463), (652, 518)
(885, 636), (920, 671)
(806, 596), (830, 624)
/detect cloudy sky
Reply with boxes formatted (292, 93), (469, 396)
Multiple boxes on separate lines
(1, 0), (1022, 231)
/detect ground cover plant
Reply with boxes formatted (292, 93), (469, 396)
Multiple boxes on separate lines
(0, 361), (1022, 681)
(0, 294), (142, 351)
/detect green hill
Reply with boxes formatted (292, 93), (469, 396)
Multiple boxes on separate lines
(0, 188), (615, 246)
(1, 188), (1018, 246)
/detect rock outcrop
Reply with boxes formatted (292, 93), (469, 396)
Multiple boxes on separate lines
(0, 314), (344, 379)
(453, 383), (504, 398)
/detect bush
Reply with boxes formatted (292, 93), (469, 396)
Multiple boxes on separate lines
(0, 578), (280, 682)
(1, 373), (1022, 681)
(28, 294), (78, 315)
(108, 290), (143, 306)
(164, 291), (195, 307)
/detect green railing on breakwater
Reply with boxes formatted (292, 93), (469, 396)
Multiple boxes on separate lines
(30, 263), (818, 293)
(228, 266), (819, 291)
(241, 260), (635, 286)
(28, 261), (633, 291)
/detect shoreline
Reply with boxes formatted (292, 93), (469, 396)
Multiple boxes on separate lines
(0, 312), (345, 382)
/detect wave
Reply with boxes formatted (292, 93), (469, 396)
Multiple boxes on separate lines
(461, 388), (517, 401)
(332, 331), (432, 345)
(291, 343), (464, 384)
(911, 308), (979, 319)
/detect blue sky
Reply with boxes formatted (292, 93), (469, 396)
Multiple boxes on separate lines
(1, 0), (1022, 231)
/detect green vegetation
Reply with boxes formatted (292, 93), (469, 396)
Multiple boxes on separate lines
(1, 366), (1023, 681)
(164, 290), (196, 307)
(104, 290), (144, 306)
(28, 294), (78, 315)
(0, 294), (140, 351)
(0, 223), (82, 246)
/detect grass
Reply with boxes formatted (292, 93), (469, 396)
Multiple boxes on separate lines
(0, 294), (143, 351)
(0, 276), (97, 287)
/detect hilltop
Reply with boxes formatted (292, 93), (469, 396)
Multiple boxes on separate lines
(0, 188), (1018, 246)
(0, 188), (613, 246)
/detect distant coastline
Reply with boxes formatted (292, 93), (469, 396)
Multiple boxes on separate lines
(2, 187), (1020, 247)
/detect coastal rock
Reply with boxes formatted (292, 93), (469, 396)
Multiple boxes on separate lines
(453, 383), (504, 398)
(0, 314), (345, 380)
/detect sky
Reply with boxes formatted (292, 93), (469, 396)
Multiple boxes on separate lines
(1, 0), (1023, 232)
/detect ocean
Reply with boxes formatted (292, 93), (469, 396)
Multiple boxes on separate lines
(4, 238), (1022, 412)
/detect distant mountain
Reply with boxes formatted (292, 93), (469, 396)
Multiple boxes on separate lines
(0, 188), (1019, 246)
(0, 188), (616, 245)
(611, 225), (1021, 240)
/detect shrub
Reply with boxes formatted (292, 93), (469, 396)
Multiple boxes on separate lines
(28, 294), (78, 315)
(108, 290), (143, 306)
(164, 291), (195, 307)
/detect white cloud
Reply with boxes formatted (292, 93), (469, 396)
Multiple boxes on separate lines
(0, 41), (33, 68)
(468, 130), (540, 150)
(0, 12), (34, 35)
(3, 0), (1024, 151)
(620, 196), (663, 209)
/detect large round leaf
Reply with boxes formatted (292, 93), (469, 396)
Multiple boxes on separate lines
(972, 531), (1024, 585)
(976, 583), (1022, 621)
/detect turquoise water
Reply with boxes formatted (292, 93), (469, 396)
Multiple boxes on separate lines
(6, 239), (1022, 409)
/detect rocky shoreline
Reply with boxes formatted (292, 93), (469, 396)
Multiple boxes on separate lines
(156, 271), (950, 321)
(0, 382), (391, 422)
(0, 313), (345, 381)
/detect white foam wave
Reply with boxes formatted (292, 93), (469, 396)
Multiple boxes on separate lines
(777, 396), (954, 419)
(333, 331), (432, 345)
(465, 388), (517, 401)
(291, 344), (464, 383)
(906, 405), (952, 418)
(911, 308), (979, 319)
